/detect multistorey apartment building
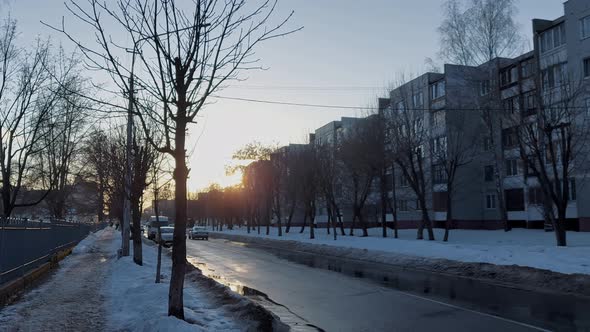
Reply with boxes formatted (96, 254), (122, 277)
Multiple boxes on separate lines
(381, 0), (589, 231)
(275, 0), (590, 231)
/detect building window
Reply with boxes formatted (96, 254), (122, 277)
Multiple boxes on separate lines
(396, 100), (405, 111)
(430, 80), (445, 100)
(521, 59), (535, 78)
(505, 188), (525, 211)
(581, 15), (590, 39)
(484, 165), (494, 182)
(503, 96), (519, 114)
(540, 23), (566, 53)
(480, 80), (491, 96)
(502, 127), (518, 148)
(433, 164), (447, 184)
(505, 159), (519, 176)
(485, 194), (497, 209)
(432, 111), (445, 128)
(413, 92), (424, 108)
(584, 58), (590, 78)
(500, 67), (517, 86)
(523, 92), (537, 116)
(397, 200), (409, 212)
(542, 62), (568, 89)
(529, 187), (544, 205)
(432, 136), (447, 156)
(569, 178), (577, 201)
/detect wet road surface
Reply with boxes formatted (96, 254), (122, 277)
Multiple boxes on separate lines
(186, 238), (589, 331)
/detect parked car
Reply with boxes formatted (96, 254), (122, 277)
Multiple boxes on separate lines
(189, 226), (209, 240)
(156, 226), (174, 245)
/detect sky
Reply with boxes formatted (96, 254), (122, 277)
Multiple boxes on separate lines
(4, 0), (564, 192)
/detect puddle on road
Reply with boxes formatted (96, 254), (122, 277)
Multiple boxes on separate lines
(187, 258), (325, 332)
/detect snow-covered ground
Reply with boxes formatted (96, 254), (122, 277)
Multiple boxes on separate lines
(106, 241), (241, 332)
(0, 226), (242, 331)
(212, 227), (590, 275)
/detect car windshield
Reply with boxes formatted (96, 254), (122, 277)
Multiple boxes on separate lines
(160, 227), (174, 233)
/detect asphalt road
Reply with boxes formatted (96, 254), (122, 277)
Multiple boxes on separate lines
(186, 238), (551, 332)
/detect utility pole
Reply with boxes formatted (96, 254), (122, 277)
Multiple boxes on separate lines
(122, 74), (134, 256)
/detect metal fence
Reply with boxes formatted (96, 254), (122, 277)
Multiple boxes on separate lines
(0, 218), (106, 285)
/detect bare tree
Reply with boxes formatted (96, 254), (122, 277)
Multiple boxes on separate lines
(55, 0), (298, 318)
(338, 116), (381, 237)
(438, 0), (524, 66)
(84, 130), (110, 223)
(39, 49), (89, 219)
(386, 83), (435, 241)
(516, 76), (590, 246)
(130, 132), (157, 265)
(315, 142), (343, 239)
(431, 115), (477, 242)
(0, 19), (59, 217)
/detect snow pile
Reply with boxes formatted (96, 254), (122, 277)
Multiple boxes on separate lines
(212, 227), (590, 275)
(71, 228), (104, 254)
(105, 241), (240, 332)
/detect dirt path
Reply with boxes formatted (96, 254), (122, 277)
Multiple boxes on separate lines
(0, 227), (116, 332)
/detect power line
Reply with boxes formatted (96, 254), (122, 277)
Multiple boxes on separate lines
(212, 96), (372, 110)
(212, 95), (590, 112)
(228, 85), (383, 91)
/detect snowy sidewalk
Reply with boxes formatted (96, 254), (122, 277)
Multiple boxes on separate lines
(0, 226), (116, 331)
(0, 226), (245, 332)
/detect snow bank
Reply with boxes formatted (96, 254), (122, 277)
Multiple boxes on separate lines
(105, 240), (240, 332)
(71, 227), (107, 254)
(212, 227), (590, 275)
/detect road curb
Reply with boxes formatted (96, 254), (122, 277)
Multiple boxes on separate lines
(0, 247), (73, 307)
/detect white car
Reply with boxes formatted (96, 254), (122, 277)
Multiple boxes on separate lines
(189, 226), (209, 240)
(156, 226), (174, 244)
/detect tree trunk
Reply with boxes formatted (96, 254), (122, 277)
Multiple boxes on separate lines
(554, 210), (567, 247)
(359, 209), (368, 237)
(419, 201), (435, 241)
(443, 191), (452, 242)
(285, 199), (295, 233)
(416, 219), (424, 240)
(380, 171), (388, 238)
(349, 211), (356, 236)
(326, 203), (331, 235)
(156, 226), (163, 283)
(331, 205), (338, 240)
(276, 205), (283, 237)
(309, 207), (315, 240)
(336, 205), (345, 236)
(168, 117), (188, 319)
(300, 211), (307, 233)
(131, 201), (142, 265)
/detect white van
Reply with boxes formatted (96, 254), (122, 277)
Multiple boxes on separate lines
(147, 215), (169, 240)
